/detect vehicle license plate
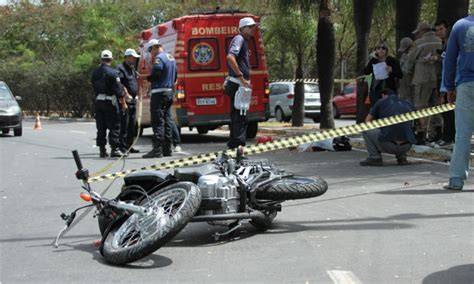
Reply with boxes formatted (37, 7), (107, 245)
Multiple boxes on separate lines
(196, 97), (217, 105)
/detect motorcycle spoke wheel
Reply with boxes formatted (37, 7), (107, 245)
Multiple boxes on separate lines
(101, 182), (201, 265)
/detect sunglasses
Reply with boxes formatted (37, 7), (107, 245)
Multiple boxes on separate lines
(376, 46), (387, 50)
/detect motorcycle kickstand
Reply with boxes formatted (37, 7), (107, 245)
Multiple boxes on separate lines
(213, 221), (242, 241)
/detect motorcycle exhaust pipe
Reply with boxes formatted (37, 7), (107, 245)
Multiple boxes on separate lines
(190, 211), (266, 223)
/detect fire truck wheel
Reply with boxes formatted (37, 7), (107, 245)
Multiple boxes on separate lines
(197, 127), (208, 135)
(246, 122), (258, 139)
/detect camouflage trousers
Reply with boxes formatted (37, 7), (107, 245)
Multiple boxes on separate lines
(413, 82), (442, 137)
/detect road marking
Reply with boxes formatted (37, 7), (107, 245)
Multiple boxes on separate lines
(327, 270), (362, 284)
(69, 130), (86, 134)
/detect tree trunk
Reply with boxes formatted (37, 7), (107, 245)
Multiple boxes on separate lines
(353, 0), (376, 75)
(317, 0), (336, 129)
(437, 0), (469, 27)
(292, 51), (305, 127)
(395, 0), (421, 53)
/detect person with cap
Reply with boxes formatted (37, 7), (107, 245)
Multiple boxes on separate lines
(225, 16), (257, 149)
(117, 48), (141, 154)
(91, 50), (126, 158)
(360, 88), (417, 167)
(363, 41), (403, 107)
(142, 39), (177, 159)
(398, 37), (414, 104)
(441, 4), (474, 190)
(405, 22), (442, 145)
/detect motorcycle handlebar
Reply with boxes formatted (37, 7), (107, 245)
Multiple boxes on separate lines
(72, 150), (83, 170)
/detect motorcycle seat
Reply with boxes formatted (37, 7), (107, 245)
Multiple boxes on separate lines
(174, 164), (220, 183)
(124, 170), (173, 187)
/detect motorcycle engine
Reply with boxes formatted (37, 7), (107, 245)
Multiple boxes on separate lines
(197, 174), (239, 215)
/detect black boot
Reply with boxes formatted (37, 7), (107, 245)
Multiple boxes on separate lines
(99, 146), (108, 158)
(142, 141), (163, 159)
(416, 132), (426, 145)
(431, 127), (443, 142)
(110, 148), (124, 158)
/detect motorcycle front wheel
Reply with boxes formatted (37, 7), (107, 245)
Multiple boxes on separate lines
(256, 175), (328, 201)
(101, 182), (201, 265)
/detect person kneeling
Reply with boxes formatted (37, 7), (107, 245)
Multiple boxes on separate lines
(360, 89), (417, 166)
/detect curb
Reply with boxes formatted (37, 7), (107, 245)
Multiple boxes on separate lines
(24, 116), (95, 123)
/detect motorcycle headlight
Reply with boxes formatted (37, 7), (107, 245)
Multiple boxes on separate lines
(5, 105), (21, 115)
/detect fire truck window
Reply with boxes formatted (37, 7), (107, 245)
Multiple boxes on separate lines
(225, 37), (259, 69)
(188, 38), (220, 71)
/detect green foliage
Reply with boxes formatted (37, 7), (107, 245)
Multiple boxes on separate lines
(0, 0), (454, 116)
(263, 8), (317, 80)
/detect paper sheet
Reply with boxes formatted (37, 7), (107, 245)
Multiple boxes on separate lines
(373, 62), (389, 80)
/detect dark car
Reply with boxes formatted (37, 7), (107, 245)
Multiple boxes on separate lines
(0, 81), (22, 136)
(333, 82), (357, 118)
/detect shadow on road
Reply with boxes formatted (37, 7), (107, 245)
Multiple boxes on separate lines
(165, 223), (260, 248)
(376, 189), (474, 195)
(422, 264), (474, 284)
(53, 239), (173, 269)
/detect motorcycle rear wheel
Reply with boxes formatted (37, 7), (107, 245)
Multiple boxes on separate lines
(101, 182), (201, 265)
(256, 175), (328, 201)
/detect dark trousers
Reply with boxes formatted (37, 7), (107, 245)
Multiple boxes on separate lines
(226, 82), (247, 149)
(119, 103), (137, 149)
(442, 110), (455, 142)
(150, 91), (173, 153)
(95, 101), (120, 148)
(171, 119), (181, 146)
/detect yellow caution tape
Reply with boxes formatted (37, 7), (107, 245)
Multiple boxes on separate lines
(87, 103), (455, 183)
(271, 78), (355, 84)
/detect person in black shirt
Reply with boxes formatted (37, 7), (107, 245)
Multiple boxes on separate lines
(117, 48), (140, 154)
(360, 89), (416, 166)
(364, 42), (403, 106)
(91, 50), (126, 158)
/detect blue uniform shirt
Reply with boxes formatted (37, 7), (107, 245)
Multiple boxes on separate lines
(369, 94), (416, 144)
(150, 52), (177, 89)
(117, 62), (138, 97)
(227, 33), (250, 80)
(443, 15), (474, 91)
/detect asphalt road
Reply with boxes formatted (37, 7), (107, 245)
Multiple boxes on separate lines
(1, 120), (473, 284)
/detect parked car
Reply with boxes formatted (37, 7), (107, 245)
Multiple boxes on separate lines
(0, 81), (22, 136)
(269, 81), (321, 122)
(333, 82), (357, 118)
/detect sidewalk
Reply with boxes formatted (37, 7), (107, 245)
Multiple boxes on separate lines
(256, 122), (474, 164)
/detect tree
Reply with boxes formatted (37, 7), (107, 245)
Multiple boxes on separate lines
(317, 0), (336, 129)
(353, 0), (376, 75)
(395, 0), (421, 52)
(437, 0), (469, 27)
(265, 10), (316, 126)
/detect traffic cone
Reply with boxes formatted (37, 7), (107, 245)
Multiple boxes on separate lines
(34, 113), (42, 130)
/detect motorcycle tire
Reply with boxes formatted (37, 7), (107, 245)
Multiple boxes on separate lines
(101, 182), (201, 265)
(256, 175), (328, 201)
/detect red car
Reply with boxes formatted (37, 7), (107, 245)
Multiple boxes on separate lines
(333, 82), (357, 118)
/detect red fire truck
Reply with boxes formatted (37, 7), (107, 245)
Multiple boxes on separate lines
(137, 11), (270, 138)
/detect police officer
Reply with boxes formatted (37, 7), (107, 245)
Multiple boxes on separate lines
(142, 39), (177, 158)
(91, 50), (126, 158)
(405, 22), (442, 145)
(225, 17), (257, 149)
(117, 48), (140, 154)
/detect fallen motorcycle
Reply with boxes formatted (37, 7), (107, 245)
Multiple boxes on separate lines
(54, 149), (328, 265)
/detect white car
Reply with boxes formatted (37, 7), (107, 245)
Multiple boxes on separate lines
(269, 82), (321, 122)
